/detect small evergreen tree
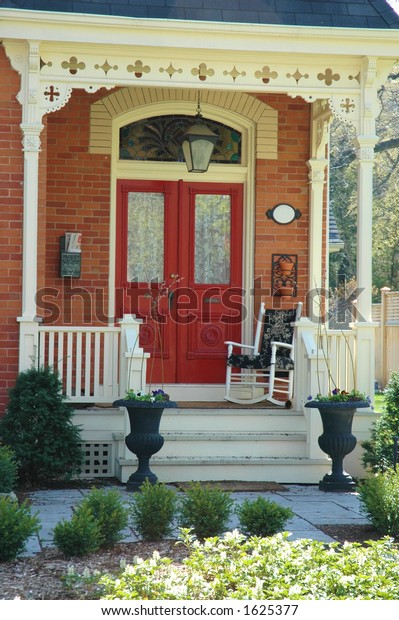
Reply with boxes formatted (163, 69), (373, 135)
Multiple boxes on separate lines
(362, 370), (399, 473)
(0, 366), (83, 486)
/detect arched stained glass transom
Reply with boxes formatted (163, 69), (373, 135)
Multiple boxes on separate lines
(119, 115), (241, 164)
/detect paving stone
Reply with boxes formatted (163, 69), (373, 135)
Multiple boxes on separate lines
(19, 484), (371, 556)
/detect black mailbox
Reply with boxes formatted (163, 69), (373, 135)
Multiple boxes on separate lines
(59, 235), (82, 278)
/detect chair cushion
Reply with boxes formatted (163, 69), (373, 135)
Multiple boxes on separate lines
(261, 308), (296, 358)
(227, 353), (266, 369)
(227, 307), (296, 371)
(227, 353), (294, 371)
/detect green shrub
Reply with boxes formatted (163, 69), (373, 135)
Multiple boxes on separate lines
(53, 504), (100, 557)
(362, 370), (399, 473)
(178, 482), (233, 539)
(80, 488), (129, 547)
(0, 366), (83, 486)
(0, 497), (40, 562)
(236, 496), (294, 537)
(0, 445), (18, 493)
(358, 470), (399, 536)
(98, 530), (399, 600)
(130, 479), (178, 541)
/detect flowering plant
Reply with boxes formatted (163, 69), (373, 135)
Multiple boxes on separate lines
(123, 388), (170, 403)
(307, 388), (371, 404)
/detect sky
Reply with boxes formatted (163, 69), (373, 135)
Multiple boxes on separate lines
(387, 0), (399, 15)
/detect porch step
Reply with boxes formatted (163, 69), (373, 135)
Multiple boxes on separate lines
(116, 456), (330, 485)
(162, 407), (306, 433)
(73, 403), (377, 484)
(114, 430), (306, 458)
(113, 406), (329, 483)
(74, 404), (331, 483)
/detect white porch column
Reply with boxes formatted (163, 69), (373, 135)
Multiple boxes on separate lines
(17, 125), (43, 369)
(307, 158), (327, 294)
(354, 136), (377, 323)
(118, 314), (149, 397)
(307, 101), (331, 318)
(16, 41), (44, 369)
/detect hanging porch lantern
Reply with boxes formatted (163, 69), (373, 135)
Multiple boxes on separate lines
(181, 94), (217, 173)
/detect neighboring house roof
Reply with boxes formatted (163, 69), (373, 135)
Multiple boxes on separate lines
(2, 0), (399, 29)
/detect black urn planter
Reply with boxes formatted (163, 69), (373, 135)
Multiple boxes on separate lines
(305, 400), (369, 492)
(113, 399), (177, 492)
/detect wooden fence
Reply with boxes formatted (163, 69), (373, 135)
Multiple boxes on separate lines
(373, 289), (399, 389)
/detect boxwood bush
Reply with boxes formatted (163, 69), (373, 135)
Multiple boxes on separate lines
(236, 496), (294, 537)
(178, 482), (233, 539)
(0, 497), (40, 562)
(358, 469), (399, 536)
(130, 480), (178, 541)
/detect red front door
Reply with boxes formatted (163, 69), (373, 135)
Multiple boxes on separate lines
(116, 180), (243, 384)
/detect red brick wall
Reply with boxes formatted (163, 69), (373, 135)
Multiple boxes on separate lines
(0, 46), (23, 415)
(41, 89), (112, 328)
(254, 95), (310, 312)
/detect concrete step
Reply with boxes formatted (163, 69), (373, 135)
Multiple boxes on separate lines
(161, 408), (306, 433)
(115, 455), (330, 485)
(114, 429), (307, 458)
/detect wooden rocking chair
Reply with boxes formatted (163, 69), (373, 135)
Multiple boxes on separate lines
(224, 302), (302, 406)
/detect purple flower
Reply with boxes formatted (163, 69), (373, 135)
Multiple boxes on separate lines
(152, 389), (166, 397)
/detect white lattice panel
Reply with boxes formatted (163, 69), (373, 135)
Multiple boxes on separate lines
(80, 442), (115, 478)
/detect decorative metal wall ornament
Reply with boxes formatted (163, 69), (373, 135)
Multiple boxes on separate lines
(272, 254), (298, 297)
(266, 203), (301, 225)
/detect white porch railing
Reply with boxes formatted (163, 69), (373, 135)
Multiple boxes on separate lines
(37, 316), (148, 403)
(38, 326), (121, 403)
(35, 316), (375, 407)
(296, 318), (375, 407)
(317, 329), (358, 393)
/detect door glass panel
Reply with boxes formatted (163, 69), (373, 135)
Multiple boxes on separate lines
(127, 192), (164, 282)
(194, 194), (231, 284)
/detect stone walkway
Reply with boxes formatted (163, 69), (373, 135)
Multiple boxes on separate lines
(22, 484), (371, 556)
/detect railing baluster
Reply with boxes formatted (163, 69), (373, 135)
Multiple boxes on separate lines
(66, 331), (73, 398)
(94, 331), (101, 399)
(85, 332), (91, 398)
(75, 331), (82, 399)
